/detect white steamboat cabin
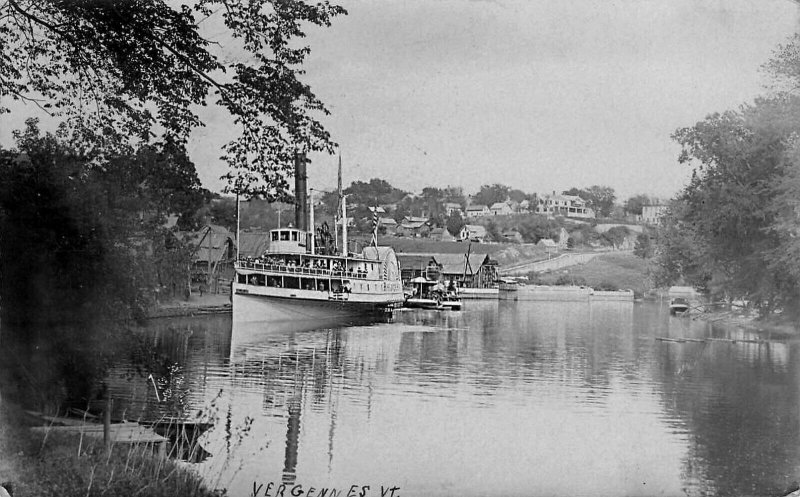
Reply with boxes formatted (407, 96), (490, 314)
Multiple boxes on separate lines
(233, 227), (404, 323)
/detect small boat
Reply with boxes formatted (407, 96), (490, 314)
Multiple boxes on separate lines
(405, 277), (462, 310)
(670, 297), (690, 315)
(440, 294), (462, 311)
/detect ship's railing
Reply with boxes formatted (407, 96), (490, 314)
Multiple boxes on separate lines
(237, 260), (369, 279)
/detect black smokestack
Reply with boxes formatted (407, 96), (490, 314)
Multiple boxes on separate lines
(294, 152), (307, 231)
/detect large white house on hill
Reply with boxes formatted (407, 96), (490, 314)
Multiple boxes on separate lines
(536, 192), (595, 219)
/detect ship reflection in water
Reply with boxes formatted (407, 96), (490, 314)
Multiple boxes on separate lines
(106, 301), (800, 496)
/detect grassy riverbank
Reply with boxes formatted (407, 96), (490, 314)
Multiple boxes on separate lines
(533, 252), (651, 296)
(0, 401), (223, 497)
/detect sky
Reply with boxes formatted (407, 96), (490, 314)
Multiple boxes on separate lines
(2, 0), (799, 200)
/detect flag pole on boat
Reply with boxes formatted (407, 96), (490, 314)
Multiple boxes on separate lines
(370, 196), (379, 249)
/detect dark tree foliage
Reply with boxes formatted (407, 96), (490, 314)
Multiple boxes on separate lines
(650, 200), (712, 292)
(343, 178), (407, 208)
(0, 0), (346, 197)
(472, 183), (510, 207)
(207, 197), (237, 230)
(633, 231), (653, 258)
(446, 210), (465, 236)
(600, 226), (630, 248)
(0, 119), (207, 406)
(0, 119), (203, 328)
(624, 194), (651, 216)
(420, 187), (445, 220)
(651, 97), (800, 313)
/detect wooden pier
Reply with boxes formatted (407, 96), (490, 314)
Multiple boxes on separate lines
(27, 412), (168, 456)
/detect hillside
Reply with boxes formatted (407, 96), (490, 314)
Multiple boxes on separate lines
(534, 252), (650, 296)
(376, 237), (550, 267)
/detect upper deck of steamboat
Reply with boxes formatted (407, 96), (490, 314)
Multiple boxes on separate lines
(235, 227), (395, 281)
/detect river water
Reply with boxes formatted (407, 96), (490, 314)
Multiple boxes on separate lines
(103, 300), (800, 497)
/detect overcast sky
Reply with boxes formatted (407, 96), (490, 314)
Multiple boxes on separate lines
(3, 0), (799, 200)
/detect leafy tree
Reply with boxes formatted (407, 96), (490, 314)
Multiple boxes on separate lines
(344, 178), (407, 207)
(442, 186), (467, 207)
(484, 219), (501, 243)
(568, 224), (599, 248)
(651, 97), (800, 311)
(473, 183), (510, 207)
(0, 120), (205, 331)
(508, 189), (529, 203)
(393, 203), (411, 223)
(446, 211), (465, 236)
(514, 214), (560, 243)
(624, 194), (651, 216)
(208, 197), (237, 230)
(421, 186), (445, 219)
(0, 0), (346, 197)
(633, 232), (653, 258)
(600, 226), (630, 248)
(650, 201), (711, 291)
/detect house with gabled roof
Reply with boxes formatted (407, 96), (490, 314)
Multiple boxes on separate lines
(434, 253), (498, 288)
(536, 192), (594, 219)
(396, 252), (498, 288)
(465, 204), (490, 218)
(458, 224), (487, 243)
(444, 202), (463, 216)
(180, 224), (236, 293)
(396, 217), (429, 237)
(490, 202), (514, 216)
(378, 217), (398, 234)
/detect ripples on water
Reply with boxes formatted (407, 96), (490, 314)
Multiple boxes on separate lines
(103, 301), (800, 497)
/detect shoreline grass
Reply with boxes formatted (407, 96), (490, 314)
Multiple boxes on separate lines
(0, 400), (223, 497)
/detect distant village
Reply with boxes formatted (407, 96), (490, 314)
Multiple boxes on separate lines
(181, 181), (668, 295)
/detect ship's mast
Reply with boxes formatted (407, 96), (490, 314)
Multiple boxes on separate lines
(341, 194), (348, 256)
(336, 154), (347, 257)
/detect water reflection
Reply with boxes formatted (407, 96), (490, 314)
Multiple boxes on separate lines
(93, 301), (800, 496)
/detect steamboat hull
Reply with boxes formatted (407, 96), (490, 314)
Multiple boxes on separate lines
(233, 291), (395, 324)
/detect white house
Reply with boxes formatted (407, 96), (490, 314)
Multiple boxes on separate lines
(444, 202), (463, 216)
(490, 202), (514, 216)
(536, 192), (594, 219)
(459, 224), (488, 242)
(642, 205), (668, 225)
(465, 204), (490, 218)
(378, 217), (397, 233)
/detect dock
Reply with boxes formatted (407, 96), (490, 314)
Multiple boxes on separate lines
(27, 412), (168, 456)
